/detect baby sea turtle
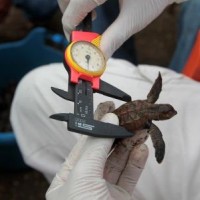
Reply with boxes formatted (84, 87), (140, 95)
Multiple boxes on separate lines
(113, 72), (177, 163)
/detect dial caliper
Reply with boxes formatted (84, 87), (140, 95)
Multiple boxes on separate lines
(50, 13), (134, 138)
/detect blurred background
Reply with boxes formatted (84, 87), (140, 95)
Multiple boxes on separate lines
(0, 1), (191, 200)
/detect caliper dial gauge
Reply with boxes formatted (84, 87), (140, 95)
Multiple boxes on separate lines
(66, 41), (106, 76)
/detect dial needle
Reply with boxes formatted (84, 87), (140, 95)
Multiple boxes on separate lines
(85, 55), (91, 69)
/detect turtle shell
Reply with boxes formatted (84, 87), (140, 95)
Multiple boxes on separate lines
(113, 99), (177, 131)
(113, 100), (153, 131)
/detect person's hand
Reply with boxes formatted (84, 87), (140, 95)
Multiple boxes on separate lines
(57, 0), (180, 59)
(46, 101), (148, 200)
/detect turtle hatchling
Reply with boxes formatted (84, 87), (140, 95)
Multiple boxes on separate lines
(113, 72), (177, 163)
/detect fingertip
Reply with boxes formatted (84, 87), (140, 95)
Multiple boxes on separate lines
(63, 28), (70, 42)
(101, 113), (119, 125)
(62, 12), (73, 41)
(100, 17), (130, 59)
(100, 34), (114, 60)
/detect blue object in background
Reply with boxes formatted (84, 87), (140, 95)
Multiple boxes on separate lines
(0, 27), (67, 171)
(0, 133), (27, 170)
(169, 0), (200, 72)
(0, 28), (66, 88)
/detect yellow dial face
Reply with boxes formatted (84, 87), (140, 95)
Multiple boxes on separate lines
(67, 41), (106, 76)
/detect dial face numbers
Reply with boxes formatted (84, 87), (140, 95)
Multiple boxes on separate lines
(71, 41), (105, 73)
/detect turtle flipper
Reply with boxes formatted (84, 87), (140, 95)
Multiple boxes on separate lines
(149, 123), (165, 163)
(147, 72), (162, 103)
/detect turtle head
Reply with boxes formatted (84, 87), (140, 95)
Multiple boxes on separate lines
(157, 104), (177, 120)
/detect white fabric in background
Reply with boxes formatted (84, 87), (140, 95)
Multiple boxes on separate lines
(11, 58), (200, 200)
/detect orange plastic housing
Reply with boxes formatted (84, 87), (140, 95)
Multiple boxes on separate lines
(182, 31), (200, 81)
(65, 31), (103, 90)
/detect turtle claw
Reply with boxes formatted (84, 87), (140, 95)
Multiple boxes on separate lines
(155, 147), (165, 163)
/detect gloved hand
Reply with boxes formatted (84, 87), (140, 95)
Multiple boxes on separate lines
(46, 102), (148, 200)
(57, 0), (181, 59)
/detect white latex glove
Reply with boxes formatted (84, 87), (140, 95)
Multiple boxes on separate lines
(57, 0), (182, 59)
(46, 102), (148, 200)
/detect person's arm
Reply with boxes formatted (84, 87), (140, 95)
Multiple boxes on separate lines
(57, 0), (187, 60)
(46, 102), (148, 200)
